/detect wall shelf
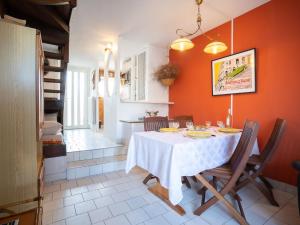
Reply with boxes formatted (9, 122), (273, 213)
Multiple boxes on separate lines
(120, 100), (174, 105)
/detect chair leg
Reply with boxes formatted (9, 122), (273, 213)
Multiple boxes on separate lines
(143, 173), (155, 184)
(297, 173), (300, 215)
(245, 173), (279, 207)
(258, 175), (274, 190)
(198, 177), (217, 205)
(194, 175), (248, 225)
(155, 176), (160, 183)
(201, 188), (207, 206)
(192, 176), (198, 183)
(230, 190), (246, 219)
(195, 195), (218, 215)
(182, 176), (191, 189)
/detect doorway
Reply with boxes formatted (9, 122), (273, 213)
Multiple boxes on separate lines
(64, 67), (89, 129)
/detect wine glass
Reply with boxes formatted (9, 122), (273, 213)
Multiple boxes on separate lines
(173, 121), (180, 129)
(205, 121), (212, 128)
(186, 121), (194, 130)
(217, 121), (225, 128)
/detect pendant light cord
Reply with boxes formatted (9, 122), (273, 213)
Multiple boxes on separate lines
(230, 18), (234, 127)
(176, 1), (202, 38)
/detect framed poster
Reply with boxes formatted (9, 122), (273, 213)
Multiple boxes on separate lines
(212, 48), (256, 96)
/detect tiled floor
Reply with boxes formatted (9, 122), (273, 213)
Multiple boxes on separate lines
(43, 168), (300, 225)
(64, 129), (121, 152)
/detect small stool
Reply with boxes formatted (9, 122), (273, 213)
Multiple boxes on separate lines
(292, 160), (300, 215)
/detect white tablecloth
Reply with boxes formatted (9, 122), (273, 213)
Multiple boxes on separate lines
(126, 129), (259, 205)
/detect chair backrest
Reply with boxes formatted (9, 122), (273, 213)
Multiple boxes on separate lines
(226, 121), (259, 188)
(144, 116), (169, 131)
(259, 118), (286, 171)
(174, 115), (194, 128)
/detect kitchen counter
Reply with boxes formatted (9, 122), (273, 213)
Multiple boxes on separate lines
(120, 120), (144, 124)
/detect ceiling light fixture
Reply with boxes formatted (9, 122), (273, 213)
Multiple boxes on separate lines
(170, 0), (227, 54)
(104, 43), (112, 52)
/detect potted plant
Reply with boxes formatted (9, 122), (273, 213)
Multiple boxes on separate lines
(154, 63), (179, 86)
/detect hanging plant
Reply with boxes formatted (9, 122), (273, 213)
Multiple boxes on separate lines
(154, 63), (179, 86)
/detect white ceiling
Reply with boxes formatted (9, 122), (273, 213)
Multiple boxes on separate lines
(69, 0), (270, 68)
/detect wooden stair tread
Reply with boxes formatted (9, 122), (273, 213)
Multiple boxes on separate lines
(44, 89), (62, 93)
(44, 78), (61, 83)
(44, 99), (63, 112)
(44, 65), (64, 72)
(44, 97), (60, 101)
(44, 51), (63, 60)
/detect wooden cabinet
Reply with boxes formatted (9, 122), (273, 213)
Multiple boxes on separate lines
(0, 21), (44, 224)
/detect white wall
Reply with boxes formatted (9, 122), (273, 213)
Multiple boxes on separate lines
(94, 38), (170, 143)
(115, 39), (170, 143)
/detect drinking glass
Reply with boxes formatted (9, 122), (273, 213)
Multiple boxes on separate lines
(173, 121), (180, 129)
(186, 121), (194, 130)
(217, 121), (225, 128)
(205, 121), (212, 128)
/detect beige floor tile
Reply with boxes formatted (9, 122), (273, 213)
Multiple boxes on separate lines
(82, 190), (101, 201)
(108, 202), (131, 216)
(64, 194), (84, 206)
(66, 213), (91, 225)
(75, 200), (96, 215)
(70, 186), (88, 195)
(126, 208), (150, 225)
(104, 215), (131, 225)
(89, 207), (112, 224)
(52, 206), (76, 222)
(273, 203), (300, 225)
(94, 196), (114, 208)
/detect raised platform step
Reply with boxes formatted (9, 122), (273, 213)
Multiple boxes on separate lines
(68, 155), (126, 169)
(66, 145), (127, 162)
(67, 155), (127, 180)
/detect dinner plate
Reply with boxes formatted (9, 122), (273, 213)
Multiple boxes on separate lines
(218, 128), (242, 133)
(159, 128), (179, 132)
(185, 131), (213, 138)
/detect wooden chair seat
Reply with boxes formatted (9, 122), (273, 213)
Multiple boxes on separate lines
(247, 154), (261, 165)
(203, 164), (233, 178)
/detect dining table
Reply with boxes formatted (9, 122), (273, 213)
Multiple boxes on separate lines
(125, 127), (260, 215)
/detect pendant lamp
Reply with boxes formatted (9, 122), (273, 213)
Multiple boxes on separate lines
(171, 0), (227, 54)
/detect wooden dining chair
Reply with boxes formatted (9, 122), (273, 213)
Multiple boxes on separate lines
(194, 120), (259, 225)
(142, 116), (169, 184)
(292, 160), (300, 215)
(174, 115), (194, 128)
(234, 118), (286, 207)
(142, 116), (192, 188)
(174, 115), (195, 187)
(144, 116), (169, 132)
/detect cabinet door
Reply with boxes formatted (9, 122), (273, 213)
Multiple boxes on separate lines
(0, 21), (38, 206)
(136, 52), (146, 101)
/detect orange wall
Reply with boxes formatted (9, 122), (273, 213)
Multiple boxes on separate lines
(169, 0), (300, 185)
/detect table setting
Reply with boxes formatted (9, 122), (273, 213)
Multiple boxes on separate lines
(126, 120), (260, 207)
